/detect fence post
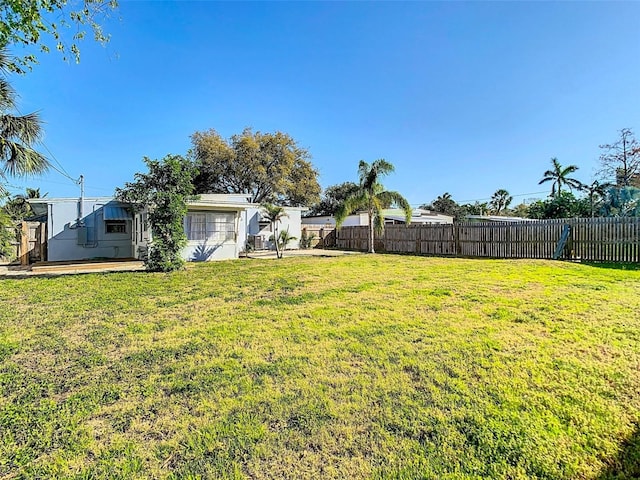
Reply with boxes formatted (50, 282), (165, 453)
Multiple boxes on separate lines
(20, 221), (29, 266)
(455, 225), (461, 256)
(38, 222), (46, 261)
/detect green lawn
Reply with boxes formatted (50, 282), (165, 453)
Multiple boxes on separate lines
(1, 255), (639, 479)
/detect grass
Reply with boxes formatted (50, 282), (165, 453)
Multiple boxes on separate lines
(1, 255), (639, 479)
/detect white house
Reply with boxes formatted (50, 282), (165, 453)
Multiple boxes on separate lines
(133, 194), (304, 261)
(29, 197), (134, 262)
(302, 208), (454, 226)
(30, 194), (304, 263)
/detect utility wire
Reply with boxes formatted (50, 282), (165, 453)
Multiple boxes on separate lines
(40, 142), (77, 184)
(13, 105), (79, 185)
(46, 161), (79, 184)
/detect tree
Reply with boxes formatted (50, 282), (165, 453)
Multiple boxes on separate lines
(336, 159), (411, 254)
(0, 50), (49, 193)
(261, 203), (287, 259)
(115, 154), (196, 272)
(0, 207), (14, 259)
(3, 186), (45, 221)
(308, 181), (359, 216)
(527, 192), (589, 219)
(273, 230), (297, 253)
(191, 128), (321, 207)
(0, 1), (118, 73)
(600, 186), (640, 217)
(422, 192), (454, 215)
(461, 201), (488, 216)
(510, 202), (529, 218)
(489, 189), (512, 215)
(579, 180), (611, 218)
(538, 158), (581, 197)
(421, 192), (468, 220)
(599, 128), (640, 187)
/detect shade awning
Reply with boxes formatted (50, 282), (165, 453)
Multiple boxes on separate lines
(103, 205), (131, 220)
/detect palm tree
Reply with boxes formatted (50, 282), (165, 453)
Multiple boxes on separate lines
(538, 158), (581, 198)
(262, 203), (288, 259)
(274, 229), (297, 253)
(336, 159), (411, 254)
(3, 186), (46, 220)
(489, 189), (512, 215)
(579, 180), (611, 217)
(0, 50), (49, 188)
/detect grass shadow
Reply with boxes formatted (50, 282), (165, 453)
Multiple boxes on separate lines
(581, 261), (640, 271)
(597, 425), (640, 479)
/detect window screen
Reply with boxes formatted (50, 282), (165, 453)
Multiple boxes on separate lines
(184, 212), (236, 242)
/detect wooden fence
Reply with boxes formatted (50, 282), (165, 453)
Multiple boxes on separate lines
(335, 217), (640, 262)
(301, 225), (337, 249)
(1, 221), (46, 265)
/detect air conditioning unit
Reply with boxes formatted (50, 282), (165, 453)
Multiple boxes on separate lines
(250, 235), (265, 250)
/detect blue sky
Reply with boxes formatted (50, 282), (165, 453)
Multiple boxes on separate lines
(6, 1), (640, 207)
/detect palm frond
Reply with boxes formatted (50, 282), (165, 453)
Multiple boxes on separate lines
(538, 172), (554, 184)
(378, 190), (412, 223)
(0, 112), (44, 145)
(371, 159), (394, 176)
(0, 78), (16, 111)
(565, 178), (583, 190)
(561, 165), (579, 176)
(0, 142), (49, 177)
(0, 51), (47, 179)
(261, 203), (287, 222)
(357, 160), (370, 185)
(0, 49), (13, 73)
(335, 191), (368, 227)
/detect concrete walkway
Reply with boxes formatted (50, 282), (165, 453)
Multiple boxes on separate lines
(0, 250), (359, 277)
(0, 260), (145, 277)
(246, 249), (360, 260)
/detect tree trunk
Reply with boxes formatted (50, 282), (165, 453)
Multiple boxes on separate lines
(273, 223), (281, 259)
(368, 208), (375, 254)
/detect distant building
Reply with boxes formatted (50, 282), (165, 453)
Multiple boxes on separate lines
(464, 215), (536, 223)
(302, 208), (454, 226)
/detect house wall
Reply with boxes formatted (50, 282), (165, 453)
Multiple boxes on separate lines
(181, 209), (245, 261)
(132, 198), (306, 262)
(46, 199), (133, 262)
(246, 207), (303, 250)
(301, 215), (363, 227)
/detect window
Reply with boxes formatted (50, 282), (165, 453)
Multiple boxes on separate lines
(105, 220), (127, 234)
(184, 212), (236, 242)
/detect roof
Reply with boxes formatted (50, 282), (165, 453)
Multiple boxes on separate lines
(103, 205), (132, 220)
(192, 194), (253, 205)
(28, 194), (308, 214)
(27, 197), (123, 216)
(383, 208), (453, 221)
(28, 196), (116, 204)
(302, 208), (454, 225)
(464, 215), (536, 223)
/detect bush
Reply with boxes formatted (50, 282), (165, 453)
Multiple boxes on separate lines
(116, 155), (196, 272)
(299, 228), (316, 249)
